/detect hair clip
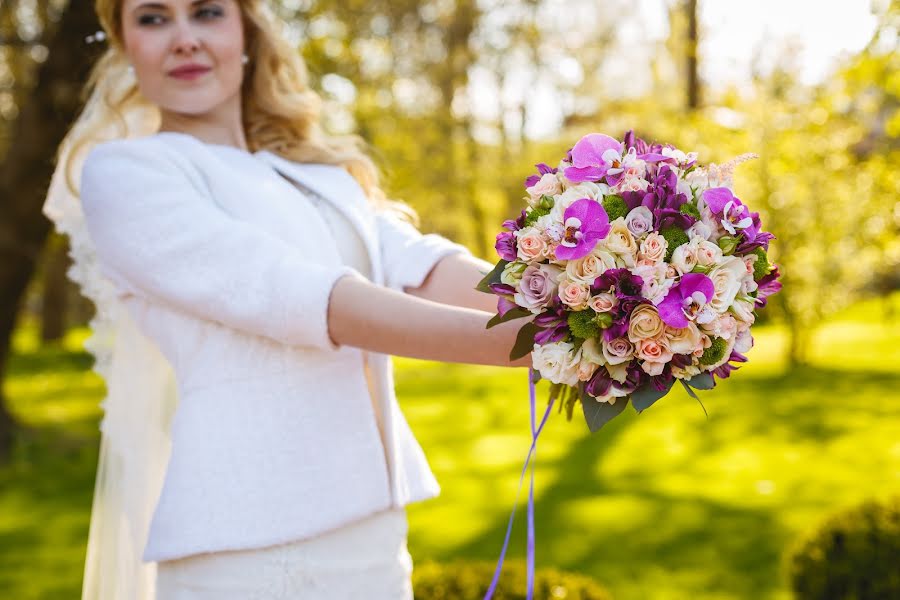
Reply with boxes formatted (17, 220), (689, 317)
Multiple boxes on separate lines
(85, 30), (107, 44)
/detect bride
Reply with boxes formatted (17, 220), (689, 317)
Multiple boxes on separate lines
(43, 0), (530, 598)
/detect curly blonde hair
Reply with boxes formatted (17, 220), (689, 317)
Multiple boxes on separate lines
(61, 0), (414, 220)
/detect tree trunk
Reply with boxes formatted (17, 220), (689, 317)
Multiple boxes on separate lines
(0, 1), (102, 458)
(40, 233), (70, 343)
(686, 0), (701, 110)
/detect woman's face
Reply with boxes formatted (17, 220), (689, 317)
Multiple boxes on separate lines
(120, 0), (245, 116)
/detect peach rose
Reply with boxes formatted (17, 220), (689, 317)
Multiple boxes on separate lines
(515, 226), (548, 262)
(589, 292), (618, 313)
(638, 231), (668, 265)
(559, 279), (591, 310)
(526, 172), (562, 206)
(636, 337), (673, 364)
(665, 322), (703, 354)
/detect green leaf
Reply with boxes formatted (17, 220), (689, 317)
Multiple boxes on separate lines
(686, 372), (715, 390)
(630, 379), (676, 413)
(580, 388), (629, 433)
(475, 260), (509, 294)
(510, 322), (541, 361)
(487, 306), (531, 329)
(680, 380), (709, 419)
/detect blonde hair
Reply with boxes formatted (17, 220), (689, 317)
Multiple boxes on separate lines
(61, 0), (415, 221)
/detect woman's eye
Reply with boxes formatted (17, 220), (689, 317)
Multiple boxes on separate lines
(197, 7), (224, 19)
(137, 14), (165, 26)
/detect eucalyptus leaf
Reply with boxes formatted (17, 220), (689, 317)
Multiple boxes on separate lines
(487, 306), (531, 329)
(475, 260), (509, 294)
(510, 322), (541, 361)
(686, 372), (715, 390)
(631, 379), (675, 413)
(580, 388), (629, 433)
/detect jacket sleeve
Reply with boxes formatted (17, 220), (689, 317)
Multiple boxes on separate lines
(79, 139), (360, 351)
(374, 210), (473, 292)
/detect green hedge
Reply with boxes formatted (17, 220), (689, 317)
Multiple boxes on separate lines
(412, 558), (612, 600)
(786, 495), (900, 599)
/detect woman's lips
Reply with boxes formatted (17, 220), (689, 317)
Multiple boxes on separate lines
(170, 67), (211, 81)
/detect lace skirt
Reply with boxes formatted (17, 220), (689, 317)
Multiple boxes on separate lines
(155, 508), (413, 600)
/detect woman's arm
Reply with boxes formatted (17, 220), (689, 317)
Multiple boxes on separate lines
(328, 272), (531, 368)
(403, 251), (499, 313)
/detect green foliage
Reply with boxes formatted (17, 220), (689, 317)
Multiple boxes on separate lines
(524, 205), (552, 227)
(699, 336), (727, 365)
(787, 496), (900, 600)
(412, 559), (612, 600)
(601, 195), (628, 221)
(567, 310), (600, 339)
(660, 226), (690, 261)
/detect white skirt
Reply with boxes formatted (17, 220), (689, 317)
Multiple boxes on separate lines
(155, 508), (413, 600)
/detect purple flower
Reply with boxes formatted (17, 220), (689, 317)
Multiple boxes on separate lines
(533, 301), (570, 344)
(712, 350), (748, 380)
(658, 273), (716, 328)
(494, 231), (517, 261)
(563, 133), (623, 183)
(702, 188), (753, 235)
(585, 366), (614, 398)
(524, 162), (558, 188)
(640, 165), (695, 230)
(753, 265), (782, 308)
(591, 268), (644, 300)
(554, 198), (611, 261)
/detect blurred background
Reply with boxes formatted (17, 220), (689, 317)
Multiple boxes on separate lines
(1, 0), (898, 598)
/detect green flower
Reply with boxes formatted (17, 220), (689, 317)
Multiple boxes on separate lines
(567, 310), (601, 339)
(749, 247), (770, 281)
(602, 195), (628, 222)
(699, 336), (728, 366)
(660, 226), (690, 261)
(717, 235), (739, 255)
(524, 204), (552, 227)
(679, 202), (701, 219)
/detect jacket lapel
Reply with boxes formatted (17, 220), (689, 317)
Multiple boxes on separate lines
(256, 150), (382, 284)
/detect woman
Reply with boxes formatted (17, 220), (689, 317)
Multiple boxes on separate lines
(43, 0), (530, 598)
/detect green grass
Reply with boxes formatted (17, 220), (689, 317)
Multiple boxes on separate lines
(2, 293), (899, 599)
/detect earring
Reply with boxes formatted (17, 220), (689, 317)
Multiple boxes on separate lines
(241, 53), (249, 65)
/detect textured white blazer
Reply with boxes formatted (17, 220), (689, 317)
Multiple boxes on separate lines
(79, 131), (472, 563)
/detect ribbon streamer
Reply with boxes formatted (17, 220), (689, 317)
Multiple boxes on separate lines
(483, 368), (555, 600)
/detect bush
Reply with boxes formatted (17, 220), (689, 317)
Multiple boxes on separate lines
(412, 558), (612, 600)
(786, 495), (900, 599)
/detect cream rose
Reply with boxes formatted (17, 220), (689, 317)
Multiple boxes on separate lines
(579, 337), (606, 365)
(577, 359), (599, 382)
(665, 322), (703, 354)
(566, 252), (611, 286)
(628, 304), (665, 342)
(559, 279), (591, 310)
(638, 231), (668, 265)
(602, 337), (635, 365)
(603, 218), (638, 266)
(695, 240), (723, 267)
(589, 292), (618, 313)
(532, 342), (581, 386)
(730, 298), (756, 325)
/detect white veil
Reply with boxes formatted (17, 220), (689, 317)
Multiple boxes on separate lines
(42, 84), (176, 599)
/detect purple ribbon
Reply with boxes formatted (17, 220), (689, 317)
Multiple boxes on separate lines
(483, 368), (555, 600)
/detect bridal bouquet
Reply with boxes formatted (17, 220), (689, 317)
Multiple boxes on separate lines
(478, 131), (782, 432)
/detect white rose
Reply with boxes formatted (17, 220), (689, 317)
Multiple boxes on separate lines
(550, 184), (605, 223)
(580, 337), (607, 365)
(566, 252), (611, 286)
(602, 217), (638, 267)
(687, 220), (713, 241)
(708, 256), (746, 313)
(532, 342), (581, 386)
(695, 240), (723, 267)
(525, 172), (562, 206)
(730, 297), (756, 325)
(670, 239), (699, 274)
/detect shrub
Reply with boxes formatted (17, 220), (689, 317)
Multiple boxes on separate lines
(786, 495), (900, 599)
(412, 558), (612, 600)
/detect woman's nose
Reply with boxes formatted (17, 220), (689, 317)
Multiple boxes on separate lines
(171, 22), (201, 55)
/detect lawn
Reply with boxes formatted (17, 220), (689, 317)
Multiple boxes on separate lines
(2, 293), (899, 599)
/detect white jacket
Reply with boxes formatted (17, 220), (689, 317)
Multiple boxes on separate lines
(79, 131), (472, 563)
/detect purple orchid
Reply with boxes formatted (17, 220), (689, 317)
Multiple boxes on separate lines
(554, 198), (611, 261)
(658, 273), (716, 328)
(563, 133), (623, 183)
(735, 212), (776, 253)
(488, 283), (519, 317)
(702, 188), (754, 235)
